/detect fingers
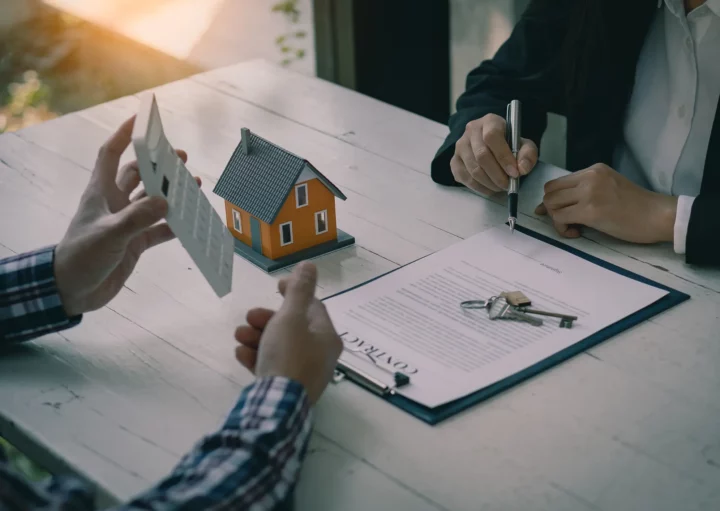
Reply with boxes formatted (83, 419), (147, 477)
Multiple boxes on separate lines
(94, 116), (136, 187)
(551, 204), (583, 227)
(546, 204), (583, 239)
(235, 346), (258, 372)
(111, 196), (168, 242)
(142, 223), (175, 250)
(279, 262), (318, 312)
(455, 139), (501, 193)
(562, 225), (582, 238)
(117, 149), (188, 199)
(544, 173), (584, 194)
(234, 311), (271, 370)
(537, 198), (583, 238)
(542, 188), (579, 210)
(481, 118), (517, 179)
(552, 219), (582, 238)
(537, 196), (582, 238)
(517, 139), (539, 176)
(246, 308), (275, 331)
(235, 324), (262, 350)
(117, 161), (141, 195)
(469, 125), (509, 190)
(450, 155), (494, 196)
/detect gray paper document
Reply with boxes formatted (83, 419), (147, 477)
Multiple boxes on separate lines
(132, 94), (234, 297)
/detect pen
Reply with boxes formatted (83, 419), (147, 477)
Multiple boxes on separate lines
(335, 359), (393, 396)
(506, 100), (521, 233)
(334, 358), (411, 397)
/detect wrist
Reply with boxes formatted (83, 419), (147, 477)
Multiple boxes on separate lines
(257, 369), (314, 404)
(53, 244), (83, 317)
(649, 193), (678, 243)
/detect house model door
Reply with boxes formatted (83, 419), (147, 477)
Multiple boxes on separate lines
(250, 217), (263, 254)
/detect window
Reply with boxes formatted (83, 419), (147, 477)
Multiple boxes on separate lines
(232, 210), (242, 233)
(280, 221), (293, 246)
(295, 183), (308, 208)
(315, 210), (328, 234)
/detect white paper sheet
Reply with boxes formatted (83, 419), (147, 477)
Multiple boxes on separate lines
(132, 94), (234, 297)
(325, 227), (668, 408)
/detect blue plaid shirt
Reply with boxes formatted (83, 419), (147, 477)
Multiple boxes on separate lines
(0, 247), (312, 510)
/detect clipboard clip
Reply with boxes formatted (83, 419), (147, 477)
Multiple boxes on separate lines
(333, 358), (411, 397)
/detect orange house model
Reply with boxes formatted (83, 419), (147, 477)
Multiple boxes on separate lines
(213, 128), (355, 272)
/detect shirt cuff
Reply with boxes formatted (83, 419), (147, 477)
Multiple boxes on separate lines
(225, 376), (311, 430)
(673, 196), (696, 255)
(0, 246), (82, 344)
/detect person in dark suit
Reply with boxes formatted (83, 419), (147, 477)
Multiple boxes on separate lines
(432, 0), (719, 266)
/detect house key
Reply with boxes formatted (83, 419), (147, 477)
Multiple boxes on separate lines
(516, 306), (578, 328)
(488, 296), (544, 327)
(461, 293), (577, 329)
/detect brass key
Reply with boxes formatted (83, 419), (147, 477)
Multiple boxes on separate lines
(517, 307), (578, 328)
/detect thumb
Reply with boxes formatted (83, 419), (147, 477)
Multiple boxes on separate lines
(535, 203), (548, 216)
(280, 262), (318, 313)
(111, 196), (168, 241)
(517, 138), (539, 176)
(307, 299), (339, 338)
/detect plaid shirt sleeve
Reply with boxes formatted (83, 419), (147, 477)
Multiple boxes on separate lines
(0, 246), (81, 344)
(0, 377), (312, 511)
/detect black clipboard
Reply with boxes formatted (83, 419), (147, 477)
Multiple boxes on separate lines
(324, 226), (690, 425)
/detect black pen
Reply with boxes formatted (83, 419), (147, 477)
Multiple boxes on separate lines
(506, 100), (521, 233)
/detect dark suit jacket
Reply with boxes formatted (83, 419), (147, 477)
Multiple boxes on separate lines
(432, 0), (719, 266)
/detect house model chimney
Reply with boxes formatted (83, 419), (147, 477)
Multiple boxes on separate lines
(241, 128), (251, 155)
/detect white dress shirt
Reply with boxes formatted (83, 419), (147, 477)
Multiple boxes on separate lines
(613, 0), (720, 254)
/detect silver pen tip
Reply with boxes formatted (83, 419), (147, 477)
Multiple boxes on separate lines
(509, 218), (516, 233)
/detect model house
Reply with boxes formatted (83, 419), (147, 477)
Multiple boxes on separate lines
(213, 128), (354, 271)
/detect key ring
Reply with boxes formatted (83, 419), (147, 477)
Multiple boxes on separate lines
(460, 296), (497, 310)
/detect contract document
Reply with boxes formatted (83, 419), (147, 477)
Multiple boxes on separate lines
(324, 226), (669, 409)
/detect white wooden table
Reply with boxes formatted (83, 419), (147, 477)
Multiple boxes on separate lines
(2, 60), (720, 511)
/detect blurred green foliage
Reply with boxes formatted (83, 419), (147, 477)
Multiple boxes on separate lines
(0, 438), (49, 482)
(0, 70), (56, 133)
(0, 9), (176, 133)
(272, 0), (308, 67)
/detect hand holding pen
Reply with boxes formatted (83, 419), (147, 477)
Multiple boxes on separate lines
(449, 107), (538, 198)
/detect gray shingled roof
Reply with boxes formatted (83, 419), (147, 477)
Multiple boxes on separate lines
(213, 130), (346, 225)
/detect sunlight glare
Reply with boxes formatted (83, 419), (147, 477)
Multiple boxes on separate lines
(43, 0), (228, 59)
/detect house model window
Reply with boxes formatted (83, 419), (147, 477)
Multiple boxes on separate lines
(295, 183), (308, 208)
(315, 210), (328, 234)
(280, 221), (294, 246)
(232, 210), (242, 233)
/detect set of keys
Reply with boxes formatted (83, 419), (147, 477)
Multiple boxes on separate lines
(460, 291), (578, 328)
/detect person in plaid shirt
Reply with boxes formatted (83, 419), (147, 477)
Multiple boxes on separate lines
(0, 117), (342, 510)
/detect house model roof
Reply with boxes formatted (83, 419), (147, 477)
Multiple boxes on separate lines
(213, 129), (347, 225)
